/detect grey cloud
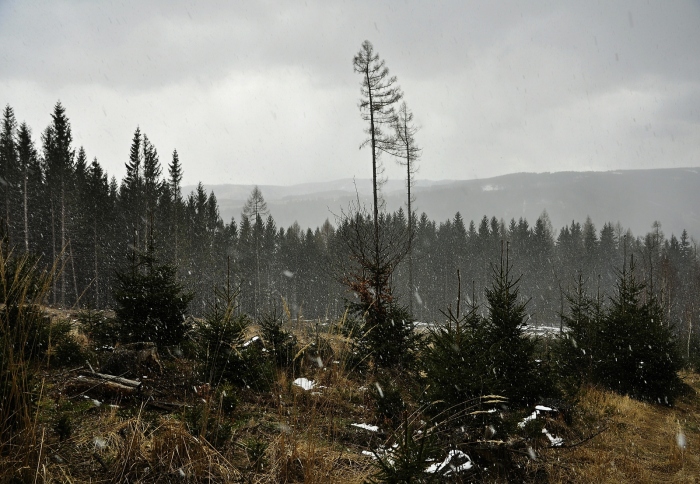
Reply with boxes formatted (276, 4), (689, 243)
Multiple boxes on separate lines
(0, 0), (698, 186)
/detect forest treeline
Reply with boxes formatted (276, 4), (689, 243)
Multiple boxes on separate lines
(0, 101), (698, 337)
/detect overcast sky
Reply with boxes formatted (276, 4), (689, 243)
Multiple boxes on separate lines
(1, 1), (698, 187)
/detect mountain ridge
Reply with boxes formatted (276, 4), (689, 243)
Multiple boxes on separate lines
(184, 167), (700, 239)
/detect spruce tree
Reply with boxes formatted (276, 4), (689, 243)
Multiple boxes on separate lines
(423, 296), (492, 417)
(85, 157), (110, 306)
(482, 244), (541, 403)
(16, 122), (38, 253)
(0, 105), (18, 247)
(168, 149), (184, 266)
(43, 102), (75, 306)
(113, 244), (192, 347)
(557, 273), (601, 391)
(596, 257), (682, 404)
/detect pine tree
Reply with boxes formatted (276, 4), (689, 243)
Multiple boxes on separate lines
(142, 134), (162, 246)
(195, 278), (249, 385)
(353, 40), (402, 236)
(423, 295), (491, 417)
(113, 247), (192, 347)
(241, 186), (269, 319)
(596, 256), (682, 404)
(0, 105), (18, 247)
(43, 102), (74, 306)
(121, 127), (143, 251)
(558, 273), (601, 390)
(389, 101), (420, 312)
(16, 122), (38, 253)
(85, 157), (110, 306)
(482, 244), (540, 403)
(168, 149), (184, 266)
(352, 40), (404, 322)
(70, 147), (91, 305)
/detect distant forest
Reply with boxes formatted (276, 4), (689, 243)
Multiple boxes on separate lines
(1, 102), (698, 332)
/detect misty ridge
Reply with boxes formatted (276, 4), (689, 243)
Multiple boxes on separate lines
(188, 167), (700, 239)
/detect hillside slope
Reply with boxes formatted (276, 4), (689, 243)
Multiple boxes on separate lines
(187, 167), (700, 238)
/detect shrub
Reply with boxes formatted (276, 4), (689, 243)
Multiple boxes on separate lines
(595, 258), (682, 404)
(480, 254), (544, 404)
(79, 309), (119, 349)
(48, 319), (86, 367)
(366, 419), (441, 484)
(422, 303), (496, 419)
(194, 283), (274, 390)
(183, 402), (233, 450)
(346, 296), (420, 371)
(113, 251), (192, 347)
(372, 375), (407, 427)
(259, 310), (299, 370)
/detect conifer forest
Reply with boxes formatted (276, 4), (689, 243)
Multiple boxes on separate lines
(1, 101), (698, 328)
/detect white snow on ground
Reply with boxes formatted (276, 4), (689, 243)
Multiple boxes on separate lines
(363, 446), (473, 475)
(542, 428), (564, 447)
(518, 404), (557, 428)
(243, 336), (260, 347)
(351, 423), (379, 432)
(518, 410), (539, 428)
(292, 378), (316, 390)
(677, 431), (687, 449)
(425, 449), (473, 474)
(362, 443), (399, 463)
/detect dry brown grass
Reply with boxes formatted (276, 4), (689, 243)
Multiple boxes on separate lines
(14, 318), (377, 483)
(540, 371), (700, 483)
(12, 306), (700, 483)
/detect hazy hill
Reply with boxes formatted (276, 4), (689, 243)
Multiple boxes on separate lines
(185, 167), (700, 238)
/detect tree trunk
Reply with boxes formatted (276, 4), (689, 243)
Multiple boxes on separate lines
(23, 174), (28, 252)
(94, 219), (99, 307)
(365, 69), (383, 313)
(61, 181), (66, 307)
(407, 151), (413, 314)
(51, 201), (56, 305)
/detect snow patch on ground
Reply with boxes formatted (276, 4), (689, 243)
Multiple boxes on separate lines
(542, 428), (564, 447)
(351, 423), (379, 432)
(518, 410), (539, 428)
(293, 378), (316, 391)
(243, 336), (260, 347)
(425, 449), (473, 475)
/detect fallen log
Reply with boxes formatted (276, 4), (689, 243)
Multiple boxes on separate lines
(66, 375), (139, 399)
(79, 371), (142, 389)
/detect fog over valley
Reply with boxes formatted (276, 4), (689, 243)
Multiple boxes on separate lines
(190, 167), (700, 240)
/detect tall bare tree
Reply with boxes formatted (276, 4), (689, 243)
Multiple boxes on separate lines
(350, 41), (418, 367)
(390, 101), (421, 312)
(353, 40), (402, 248)
(353, 40), (403, 314)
